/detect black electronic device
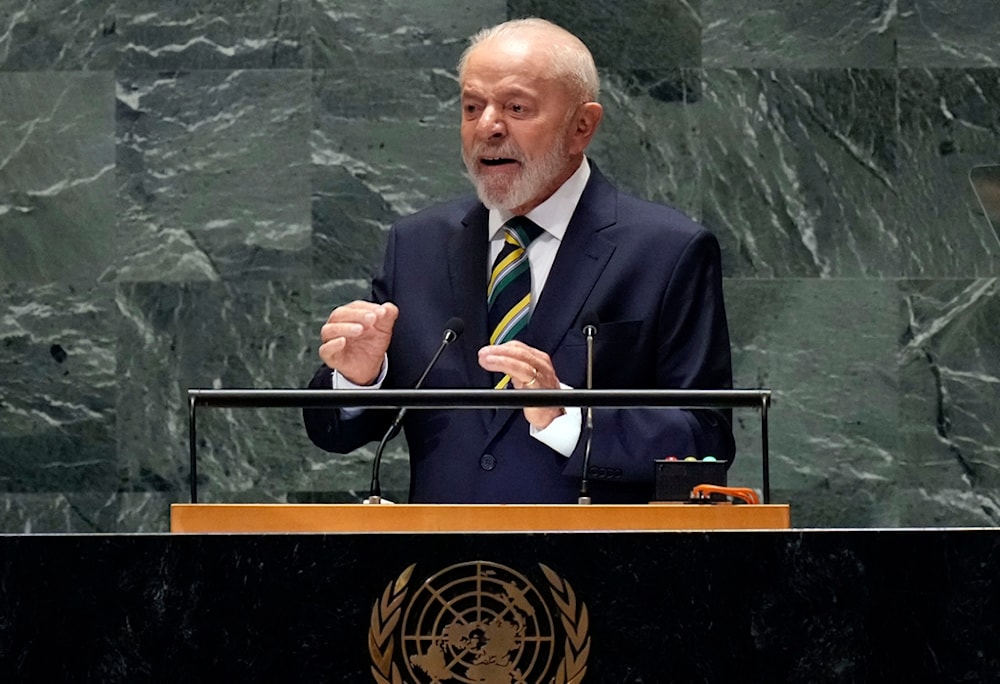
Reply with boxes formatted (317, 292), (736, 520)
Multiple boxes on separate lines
(653, 458), (728, 502)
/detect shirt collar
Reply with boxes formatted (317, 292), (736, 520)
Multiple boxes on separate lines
(488, 156), (591, 241)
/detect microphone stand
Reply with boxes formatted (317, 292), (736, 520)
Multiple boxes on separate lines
(578, 319), (597, 505)
(368, 319), (463, 504)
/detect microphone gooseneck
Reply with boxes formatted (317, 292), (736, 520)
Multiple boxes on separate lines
(578, 312), (599, 505)
(368, 317), (464, 504)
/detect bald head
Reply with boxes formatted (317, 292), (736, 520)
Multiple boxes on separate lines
(458, 18), (600, 104)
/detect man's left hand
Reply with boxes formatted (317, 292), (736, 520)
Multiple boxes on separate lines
(478, 341), (566, 429)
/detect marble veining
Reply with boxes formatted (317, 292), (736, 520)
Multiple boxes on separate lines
(898, 0), (1000, 67)
(703, 0), (899, 68)
(0, 71), (115, 285)
(0, 0), (116, 71)
(115, 0), (309, 70)
(113, 69), (312, 282)
(1, 0), (1000, 530)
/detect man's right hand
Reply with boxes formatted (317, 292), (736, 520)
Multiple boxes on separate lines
(318, 301), (399, 386)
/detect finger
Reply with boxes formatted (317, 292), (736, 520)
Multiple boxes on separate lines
(482, 341), (553, 371)
(381, 301), (399, 320)
(477, 348), (522, 374)
(478, 353), (538, 388)
(320, 320), (369, 344)
(373, 302), (399, 333)
(318, 336), (347, 365)
(483, 340), (533, 357)
(323, 302), (399, 342)
(517, 365), (540, 389)
(325, 301), (388, 325)
(478, 343), (530, 368)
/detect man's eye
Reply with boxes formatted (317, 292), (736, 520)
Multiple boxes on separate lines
(510, 104), (524, 113)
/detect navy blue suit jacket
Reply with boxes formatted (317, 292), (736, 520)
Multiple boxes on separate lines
(305, 164), (735, 503)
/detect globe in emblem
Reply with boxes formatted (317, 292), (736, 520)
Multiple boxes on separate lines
(401, 561), (557, 683)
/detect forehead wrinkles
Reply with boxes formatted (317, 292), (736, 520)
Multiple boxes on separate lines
(461, 79), (542, 101)
(460, 64), (568, 105)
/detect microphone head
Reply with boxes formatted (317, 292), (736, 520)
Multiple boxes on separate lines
(581, 311), (599, 336)
(443, 316), (465, 342)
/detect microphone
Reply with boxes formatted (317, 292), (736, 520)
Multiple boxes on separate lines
(578, 312), (598, 504)
(368, 317), (465, 504)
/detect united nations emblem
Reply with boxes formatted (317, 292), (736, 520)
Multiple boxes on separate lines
(369, 561), (589, 683)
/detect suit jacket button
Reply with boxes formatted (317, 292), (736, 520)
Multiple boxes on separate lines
(479, 453), (497, 471)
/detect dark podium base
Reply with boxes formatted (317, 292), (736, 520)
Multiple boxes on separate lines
(1, 529), (998, 682)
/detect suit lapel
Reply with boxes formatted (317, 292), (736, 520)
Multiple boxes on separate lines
(449, 203), (492, 391)
(487, 165), (619, 435)
(523, 171), (617, 355)
(523, 163), (617, 354)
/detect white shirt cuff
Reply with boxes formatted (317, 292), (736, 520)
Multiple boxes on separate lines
(528, 383), (582, 458)
(331, 356), (388, 418)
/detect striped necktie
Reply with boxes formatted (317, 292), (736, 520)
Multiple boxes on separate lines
(487, 216), (544, 345)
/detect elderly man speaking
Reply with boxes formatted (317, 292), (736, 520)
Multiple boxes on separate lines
(304, 18), (735, 504)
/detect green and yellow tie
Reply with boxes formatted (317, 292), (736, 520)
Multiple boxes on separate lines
(487, 216), (544, 347)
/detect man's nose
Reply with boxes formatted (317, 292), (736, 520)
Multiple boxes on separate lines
(478, 106), (506, 138)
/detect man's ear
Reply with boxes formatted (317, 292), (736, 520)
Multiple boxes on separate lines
(569, 102), (604, 154)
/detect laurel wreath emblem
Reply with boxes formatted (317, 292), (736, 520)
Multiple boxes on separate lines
(369, 563), (415, 684)
(368, 562), (589, 684)
(540, 563), (590, 684)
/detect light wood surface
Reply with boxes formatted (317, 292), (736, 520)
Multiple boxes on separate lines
(170, 503), (791, 533)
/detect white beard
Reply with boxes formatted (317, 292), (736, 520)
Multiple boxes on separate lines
(463, 133), (570, 212)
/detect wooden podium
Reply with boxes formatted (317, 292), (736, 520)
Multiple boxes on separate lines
(170, 502), (790, 533)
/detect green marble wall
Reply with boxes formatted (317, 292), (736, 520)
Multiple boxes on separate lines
(1, 1), (998, 531)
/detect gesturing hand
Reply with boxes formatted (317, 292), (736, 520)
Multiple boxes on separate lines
(319, 301), (399, 386)
(478, 340), (566, 429)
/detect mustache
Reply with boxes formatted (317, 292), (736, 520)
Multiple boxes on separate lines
(468, 143), (524, 162)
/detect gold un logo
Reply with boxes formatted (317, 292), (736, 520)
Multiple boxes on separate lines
(369, 560), (590, 683)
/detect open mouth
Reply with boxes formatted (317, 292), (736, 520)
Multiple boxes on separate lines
(481, 157), (519, 167)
